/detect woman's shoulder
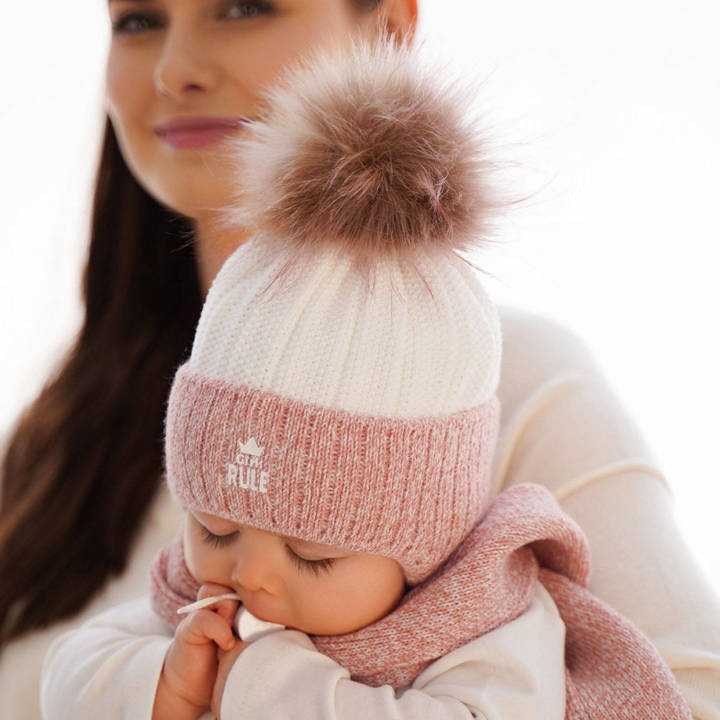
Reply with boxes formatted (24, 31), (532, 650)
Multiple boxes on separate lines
(497, 304), (588, 352)
(491, 304), (663, 499)
(495, 304), (601, 415)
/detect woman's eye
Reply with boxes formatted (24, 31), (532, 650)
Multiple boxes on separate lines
(199, 525), (238, 548)
(111, 12), (161, 35)
(224, 0), (275, 20)
(285, 545), (335, 577)
(111, 1), (274, 36)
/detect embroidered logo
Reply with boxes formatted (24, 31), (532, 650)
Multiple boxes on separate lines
(224, 436), (270, 494)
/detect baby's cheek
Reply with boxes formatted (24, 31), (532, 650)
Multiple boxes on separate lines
(184, 545), (201, 580)
(182, 518), (209, 582)
(184, 537), (233, 587)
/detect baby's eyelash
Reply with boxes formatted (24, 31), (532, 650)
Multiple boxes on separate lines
(199, 524), (335, 576)
(284, 545), (335, 577)
(199, 525), (238, 548)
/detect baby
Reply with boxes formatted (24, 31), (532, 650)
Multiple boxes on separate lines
(156, 514), (418, 716)
(42, 31), (691, 720)
(157, 507), (411, 715)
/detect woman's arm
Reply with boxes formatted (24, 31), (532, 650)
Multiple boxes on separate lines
(494, 305), (720, 720)
(40, 596), (175, 720)
(218, 582), (566, 720)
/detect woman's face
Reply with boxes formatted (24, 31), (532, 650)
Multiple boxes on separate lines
(104, 0), (381, 221)
(183, 509), (407, 634)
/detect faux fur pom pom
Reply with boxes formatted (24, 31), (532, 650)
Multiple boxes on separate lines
(214, 32), (511, 271)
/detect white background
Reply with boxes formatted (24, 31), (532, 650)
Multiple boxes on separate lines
(1, 0), (719, 592)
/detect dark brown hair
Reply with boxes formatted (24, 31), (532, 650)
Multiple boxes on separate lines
(0, 0), (384, 656)
(0, 116), (203, 652)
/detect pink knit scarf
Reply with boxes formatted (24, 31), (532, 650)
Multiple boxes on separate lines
(150, 482), (691, 719)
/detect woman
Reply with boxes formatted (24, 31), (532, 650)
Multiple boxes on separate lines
(2, 1), (719, 718)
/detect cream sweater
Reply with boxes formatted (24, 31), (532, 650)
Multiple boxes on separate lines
(2, 304), (719, 719)
(40, 582), (567, 720)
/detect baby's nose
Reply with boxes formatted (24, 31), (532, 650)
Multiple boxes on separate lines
(231, 527), (282, 594)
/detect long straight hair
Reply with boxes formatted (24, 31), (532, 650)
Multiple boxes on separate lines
(0, 116), (202, 652)
(0, 0), (384, 655)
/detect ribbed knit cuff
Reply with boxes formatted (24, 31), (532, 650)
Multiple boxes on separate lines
(164, 362), (500, 583)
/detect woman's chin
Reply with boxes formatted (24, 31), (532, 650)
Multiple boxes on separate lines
(145, 178), (233, 221)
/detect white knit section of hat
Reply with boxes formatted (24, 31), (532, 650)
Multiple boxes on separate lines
(188, 234), (501, 418)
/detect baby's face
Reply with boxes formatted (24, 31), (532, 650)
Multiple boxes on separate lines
(183, 509), (407, 635)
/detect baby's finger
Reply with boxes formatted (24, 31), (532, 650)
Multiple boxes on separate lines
(177, 583), (239, 616)
(177, 608), (237, 652)
(196, 583), (240, 625)
(177, 593), (239, 615)
(197, 582), (238, 601)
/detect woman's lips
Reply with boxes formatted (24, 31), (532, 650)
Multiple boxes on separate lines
(155, 117), (252, 149)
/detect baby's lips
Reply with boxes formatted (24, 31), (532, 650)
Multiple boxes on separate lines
(176, 592), (241, 615)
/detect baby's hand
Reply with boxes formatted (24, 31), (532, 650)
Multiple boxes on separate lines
(211, 638), (254, 719)
(158, 583), (249, 715)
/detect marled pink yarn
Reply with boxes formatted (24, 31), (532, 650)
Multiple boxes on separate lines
(163, 363), (500, 584)
(150, 483), (692, 718)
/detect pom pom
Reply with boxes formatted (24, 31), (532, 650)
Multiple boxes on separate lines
(212, 32), (514, 275)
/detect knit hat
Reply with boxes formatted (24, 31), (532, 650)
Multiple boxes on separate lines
(164, 32), (513, 585)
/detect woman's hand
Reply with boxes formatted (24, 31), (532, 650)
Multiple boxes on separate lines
(158, 583), (245, 715)
(211, 635), (251, 718)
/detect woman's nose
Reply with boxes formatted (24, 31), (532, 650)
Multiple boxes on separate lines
(230, 528), (282, 594)
(154, 25), (220, 99)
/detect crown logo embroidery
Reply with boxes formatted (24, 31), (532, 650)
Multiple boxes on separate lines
(238, 437), (264, 457)
(223, 436), (270, 494)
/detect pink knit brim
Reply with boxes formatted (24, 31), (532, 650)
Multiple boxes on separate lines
(164, 362), (500, 583)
